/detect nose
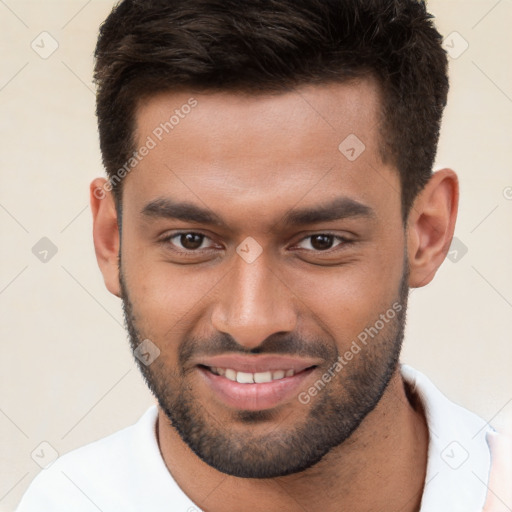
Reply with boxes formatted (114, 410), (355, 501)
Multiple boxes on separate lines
(210, 251), (297, 350)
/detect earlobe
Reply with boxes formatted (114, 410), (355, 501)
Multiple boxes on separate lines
(90, 178), (122, 298)
(406, 169), (459, 288)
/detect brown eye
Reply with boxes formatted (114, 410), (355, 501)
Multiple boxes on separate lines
(180, 233), (204, 250)
(310, 234), (334, 250)
(163, 232), (214, 251)
(296, 234), (347, 251)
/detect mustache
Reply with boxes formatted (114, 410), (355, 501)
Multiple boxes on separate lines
(178, 331), (335, 368)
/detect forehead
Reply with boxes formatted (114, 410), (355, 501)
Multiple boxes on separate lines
(124, 78), (398, 227)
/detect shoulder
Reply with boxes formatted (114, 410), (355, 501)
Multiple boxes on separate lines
(482, 431), (512, 511)
(401, 365), (502, 512)
(16, 406), (159, 512)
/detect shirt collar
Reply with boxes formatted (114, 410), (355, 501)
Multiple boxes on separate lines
(401, 364), (492, 512)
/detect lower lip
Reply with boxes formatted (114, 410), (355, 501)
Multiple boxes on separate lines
(198, 366), (317, 411)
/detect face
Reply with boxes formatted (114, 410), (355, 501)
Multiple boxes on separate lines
(117, 79), (409, 478)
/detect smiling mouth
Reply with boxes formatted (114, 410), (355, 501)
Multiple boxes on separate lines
(197, 363), (319, 411)
(198, 364), (317, 384)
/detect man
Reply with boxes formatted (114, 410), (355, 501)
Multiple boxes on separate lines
(16, 0), (510, 511)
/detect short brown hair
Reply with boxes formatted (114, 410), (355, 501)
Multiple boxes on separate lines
(94, 0), (449, 220)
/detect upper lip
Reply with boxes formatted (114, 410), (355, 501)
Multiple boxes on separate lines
(195, 354), (320, 374)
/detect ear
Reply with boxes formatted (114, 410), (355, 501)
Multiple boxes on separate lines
(406, 169), (459, 288)
(90, 178), (122, 298)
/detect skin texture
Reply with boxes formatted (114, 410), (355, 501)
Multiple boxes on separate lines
(90, 78), (459, 512)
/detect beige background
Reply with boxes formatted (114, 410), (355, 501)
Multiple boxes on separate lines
(1, 1), (511, 510)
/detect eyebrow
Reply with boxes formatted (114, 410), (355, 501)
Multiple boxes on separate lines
(141, 196), (375, 228)
(281, 197), (375, 226)
(142, 198), (224, 226)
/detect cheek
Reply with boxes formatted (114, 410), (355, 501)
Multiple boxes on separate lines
(283, 253), (404, 342)
(122, 248), (226, 341)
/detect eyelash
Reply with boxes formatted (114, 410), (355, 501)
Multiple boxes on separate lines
(159, 231), (353, 255)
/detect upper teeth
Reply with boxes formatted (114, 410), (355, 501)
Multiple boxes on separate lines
(209, 367), (295, 383)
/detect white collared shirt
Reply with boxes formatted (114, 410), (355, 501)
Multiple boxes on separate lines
(16, 365), (496, 511)
(400, 365), (493, 511)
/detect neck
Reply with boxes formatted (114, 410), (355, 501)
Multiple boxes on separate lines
(157, 367), (429, 512)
